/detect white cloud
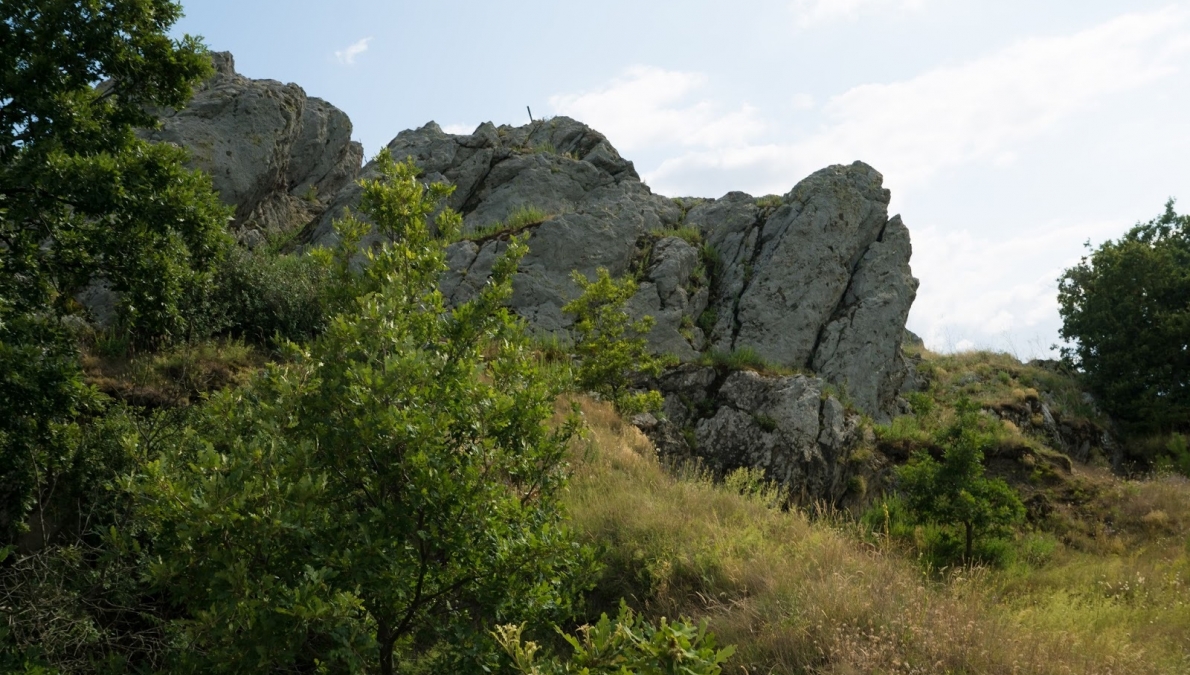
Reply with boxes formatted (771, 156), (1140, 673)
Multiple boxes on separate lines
(335, 37), (372, 65)
(907, 218), (1122, 357)
(791, 0), (927, 27)
(548, 66), (765, 152)
(648, 7), (1190, 197)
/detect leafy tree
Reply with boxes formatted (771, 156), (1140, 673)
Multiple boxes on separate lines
(132, 152), (594, 675)
(1057, 199), (1190, 433)
(1, 0), (230, 339)
(563, 268), (667, 414)
(896, 399), (1025, 563)
(496, 602), (735, 675)
(0, 0), (227, 546)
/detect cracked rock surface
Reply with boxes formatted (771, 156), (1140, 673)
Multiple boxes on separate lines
(146, 52), (362, 236)
(647, 364), (862, 506)
(303, 119), (918, 418)
(154, 54), (917, 420)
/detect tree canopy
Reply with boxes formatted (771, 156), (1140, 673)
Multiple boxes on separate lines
(1057, 200), (1190, 433)
(132, 152), (594, 674)
(0, 0), (228, 547)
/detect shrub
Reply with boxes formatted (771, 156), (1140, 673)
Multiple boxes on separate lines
(205, 247), (331, 346)
(496, 602), (734, 675)
(564, 268), (667, 415)
(896, 398), (1025, 563)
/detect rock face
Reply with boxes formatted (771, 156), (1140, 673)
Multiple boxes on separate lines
(146, 52), (362, 238)
(642, 364), (863, 505)
(152, 55), (918, 420)
(302, 117), (918, 419)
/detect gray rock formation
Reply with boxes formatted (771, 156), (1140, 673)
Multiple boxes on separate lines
(149, 53), (918, 420)
(302, 118), (917, 418)
(644, 364), (863, 505)
(146, 52), (362, 236)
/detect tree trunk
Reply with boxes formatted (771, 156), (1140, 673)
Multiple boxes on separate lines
(378, 621), (396, 675)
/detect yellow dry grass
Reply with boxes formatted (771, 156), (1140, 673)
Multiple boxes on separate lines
(563, 396), (1190, 674)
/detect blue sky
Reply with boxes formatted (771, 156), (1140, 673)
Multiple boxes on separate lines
(174, 0), (1190, 357)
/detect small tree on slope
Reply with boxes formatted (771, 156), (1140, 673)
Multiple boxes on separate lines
(563, 268), (667, 415)
(896, 399), (1025, 563)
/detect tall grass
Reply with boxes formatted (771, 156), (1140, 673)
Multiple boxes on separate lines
(564, 396), (1190, 674)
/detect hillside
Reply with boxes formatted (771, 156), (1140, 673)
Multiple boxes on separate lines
(567, 352), (1190, 674)
(5, 27), (1189, 674)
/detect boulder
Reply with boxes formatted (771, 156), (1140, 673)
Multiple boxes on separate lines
(643, 364), (863, 505)
(146, 52), (362, 234)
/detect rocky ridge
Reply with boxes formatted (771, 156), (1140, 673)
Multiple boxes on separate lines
(146, 53), (922, 505)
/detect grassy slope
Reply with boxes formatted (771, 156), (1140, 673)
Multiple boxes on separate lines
(564, 381), (1190, 674)
(79, 340), (1190, 672)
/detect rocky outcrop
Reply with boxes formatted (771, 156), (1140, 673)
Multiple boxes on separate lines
(148, 53), (918, 420)
(304, 118), (918, 419)
(638, 364), (864, 506)
(146, 52), (362, 238)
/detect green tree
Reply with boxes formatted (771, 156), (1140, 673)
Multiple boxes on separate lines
(132, 152), (594, 675)
(1057, 199), (1190, 433)
(563, 268), (667, 415)
(0, 0), (228, 546)
(1, 0), (230, 338)
(896, 399), (1025, 563)
(496, 602), (734, 675)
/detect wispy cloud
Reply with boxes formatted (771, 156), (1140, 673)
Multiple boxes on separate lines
(548, 66), (765, 152)
(646, 7), (1190, 196)
(334, 37), (373, 65)
(790, 0), (928, 27)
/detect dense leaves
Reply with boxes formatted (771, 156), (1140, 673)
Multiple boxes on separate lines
(1, 0), (228, 547)
(563, 268), (667, 415)
(132, 153), (595, 674)
(1, 0), (231, 339)
(896, 399), (1025, 563)
(1057, 200), (1190, 433)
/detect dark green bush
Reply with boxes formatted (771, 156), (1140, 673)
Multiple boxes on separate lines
(205, 247), (331, 346)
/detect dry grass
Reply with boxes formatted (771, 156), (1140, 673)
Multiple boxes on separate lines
(82, 338), (265, 407)
(564, 396), (1190, 674)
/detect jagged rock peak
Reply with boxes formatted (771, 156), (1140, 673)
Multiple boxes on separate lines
(150, 57), (918, 421)
(145, 51), (363, 240)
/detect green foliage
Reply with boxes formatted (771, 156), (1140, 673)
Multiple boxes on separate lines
(132, 151), (595, 674)
(204, 246), (332, 346)
(496, 602), (734, 675)
(698, 346), (793, 376)
(755, 194), (784, 209)
(464, 206), (551, 242)
(0, 0), (229, 549)
(0, 0), (232, 343)
(896, 399), (1026, 563)
(1057, 199), (1190, 433)
(564, 268), (667, 415)
(654, 226), (703, 246)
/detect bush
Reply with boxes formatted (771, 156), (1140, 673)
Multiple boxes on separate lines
(496, 602), (734, 675)
(131, 151), (595, 674)
(205, 247), (331, 346)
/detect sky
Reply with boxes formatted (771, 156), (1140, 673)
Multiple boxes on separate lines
(173, 0), (1190, 358)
